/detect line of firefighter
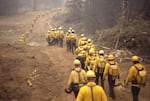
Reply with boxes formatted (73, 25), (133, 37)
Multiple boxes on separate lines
(46, 27), (65, 47)
(46, 27), (78, 53)
(68, 34), (119, 100)
(66, 34), (147, 101)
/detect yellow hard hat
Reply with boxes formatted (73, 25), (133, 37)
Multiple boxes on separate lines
(73, 59), (81, 65)
(69, 27), (72, 30)
(88, 39), (92, 43)
(131, 55), (139, 62)
(81, 50), (86, 54)
(59, 27), (62, 30)
(99, 50), (104, 55)
(83, 37), (87, 41)
(86, 70), (96, 78)
(72, 30), (75, 33)
(89, 49), (95, 55)
(81, 34), (84, 37)
(68, 29), (72, 33)
(108, 54), (115, 60)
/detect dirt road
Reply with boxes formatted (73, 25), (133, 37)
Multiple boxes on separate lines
(0, 9), (150, 101)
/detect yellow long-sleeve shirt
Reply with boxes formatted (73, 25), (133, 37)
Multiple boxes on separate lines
(76, 82), (107, 101)
(103, 61), (120, 78)
(59, 30), (64, 38)
(85, 55), (99, 70)
(68, 67), (87, 87)
(125, 63), (146, 85)
(93, 56), (106, 73)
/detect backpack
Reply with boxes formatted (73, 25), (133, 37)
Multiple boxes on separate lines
(109, 63), (119, 79)
(134, 65), (147, 86)
(97, 57), (106, 73)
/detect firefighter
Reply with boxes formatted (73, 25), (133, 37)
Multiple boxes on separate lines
(103, 54), (120, 100)
(76, 52), (86, 70)
(78, 34), (85, 46)
(70, 30), (77, 53)
(55, 28), (59, 46)
(93, 50), (106, 88)
(76, 70), (107, 101)
(58, 27), (64, 47)
(85, 49), (98, 71)
(65, 29), (72, 52)
(25, 31), (29, 38)
(125, 56), (147, 101)
(19, 34), (25, 44)
(67, 59), (87, 98)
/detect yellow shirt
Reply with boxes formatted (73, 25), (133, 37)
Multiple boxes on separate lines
(76, 82), (107, 101)
(125, 63), (146, 85)
(68, 67), (87, 87)
(85, 55), (98, 70)
(55, 30), (59, 38)
(59, 30), (64, 38)
(93, 56), (106, 72)
(78, 38), (84, 46)
(70, 33), (77, 42)
(103, 61), (119, 77)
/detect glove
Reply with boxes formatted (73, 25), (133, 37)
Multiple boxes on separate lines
(65, 88), (72, 94)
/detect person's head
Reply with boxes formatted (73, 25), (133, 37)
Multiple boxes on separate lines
(89, 49), (95, 56)
(58, 26), (62, 30)
(131, 55), (140, 64)
(86, 70), (96, 81)
(73, 59), (81, 67)
(81, 34), (84, 37)
(108, 54), (115, 61)
(88, 39), (92, 43)
(99, 50), (104, 56)
(72, 30), (75, 33)
(68, 29), (72, 33)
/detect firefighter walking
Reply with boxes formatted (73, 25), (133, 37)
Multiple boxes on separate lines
(76, 70), (107, 101)
(93, 50), (106, 88)
(67, 59), (87, 98)
(125, 56), (147, 101)
(103, 54), (120, 100)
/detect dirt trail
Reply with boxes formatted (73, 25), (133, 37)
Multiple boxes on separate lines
(0, 44), (76, 101)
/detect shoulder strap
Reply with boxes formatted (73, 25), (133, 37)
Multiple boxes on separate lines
(75, 69), (82, 82)
(87, 85), (96, 101)
(90, 86), (94, 101)
(134, 65), (144, 72)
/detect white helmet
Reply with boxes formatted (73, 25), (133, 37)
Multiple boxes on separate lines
(99, 50), (104, 55)
(59, 27), (62, 30)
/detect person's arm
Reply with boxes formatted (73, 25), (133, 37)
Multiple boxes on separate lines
(103, 63), (109, 79)
(125, 66), (134, 85)
(67, 72), (73, 88)
(76, 88), (84, 101)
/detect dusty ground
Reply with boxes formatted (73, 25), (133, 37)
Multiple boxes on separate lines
(0, 9), (150, 101)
